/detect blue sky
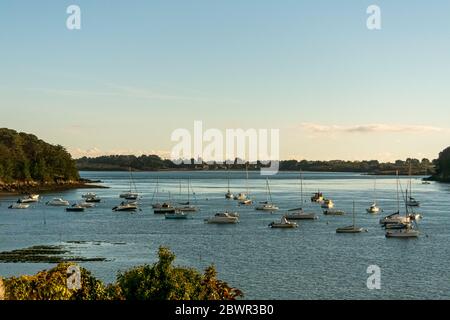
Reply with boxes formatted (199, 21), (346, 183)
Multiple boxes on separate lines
(0, 1), (449, 161)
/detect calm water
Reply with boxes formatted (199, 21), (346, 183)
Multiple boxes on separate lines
(1, 171), (449, 299)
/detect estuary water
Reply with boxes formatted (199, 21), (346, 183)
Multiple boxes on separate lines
(1, 171), (449, 299)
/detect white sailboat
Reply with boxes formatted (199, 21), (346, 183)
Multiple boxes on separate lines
(336, 201), (366, 233)
(120, 167), (139, 200)
(225, 171), (234, 199)
(366, 176), (381, 214)
(176, 179), (199, 212)
(151, 178), (162, 208)
(285, 170), (318, 220)
(239, 166), (253, 205)
(385, 171), (419, 238)
(380, 171), (406, 225)
(406, 162), (420, 207)
(154, 192), (176, 214)
(256, 178), (279, 211)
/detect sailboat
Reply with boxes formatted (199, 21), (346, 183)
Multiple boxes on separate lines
(239, 166), (253, 205)
(336, 201), (366, 233)
(384, 172), (420, 238)
(176, 179), (199, 212)
(269, 216), (298, 228)
(255, 178), (279, 211)
(120, 167), (139, 200)
(366, 176), (381, 214)
(154, 192), (176, 214)
(380, 172), (411, 227)
(285, 170), (318, 220)
(225, 171), (234, 199)
(406, 162), (420, 207)
(151, 178), (162, 208)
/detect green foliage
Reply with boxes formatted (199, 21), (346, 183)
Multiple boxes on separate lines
(0, 128), (79, 183)
(117, 247), (243, 300)
(3, 263), (120, 300)
(434, 146), (450, 182)
(2, 247), (243, 301)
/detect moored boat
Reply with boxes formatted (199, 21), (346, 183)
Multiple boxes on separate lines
(113, 201), (138, 212)
(66, 205), (85, 212)
(154, 202), (176, 214)
(336, 201), (367, 233)
(323, 209), (345, 216)
(18, 194), (39, 203)
(46, 198), (70, 206)
(8, 203), (30, 209)
(204, 212), (239, 224)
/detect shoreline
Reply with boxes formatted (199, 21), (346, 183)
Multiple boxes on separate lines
(0, 181), (108, 197)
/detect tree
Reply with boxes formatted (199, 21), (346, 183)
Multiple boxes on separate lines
(0, 128), (79, 183)
(435, 147), (450, 181)
(117, 247), (243, 300)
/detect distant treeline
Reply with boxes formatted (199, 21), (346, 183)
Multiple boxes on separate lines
(0, 128), (79, 183)
(76, 154), (436, 175)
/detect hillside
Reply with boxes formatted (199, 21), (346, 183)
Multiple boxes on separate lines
(0, 128), (82, 193)
(428, 146), (450, 182)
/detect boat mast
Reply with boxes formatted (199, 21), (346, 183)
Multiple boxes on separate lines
(352, 200), (356, 227)
(300, 169), (304, 206)
(267, 178), (273, 204)
(396, 171), (400, 213)
(374, 175), (377, 204)
(245, 164), (249, 196)
(409, 161), (413, 200)
(187, 178), (190, 204)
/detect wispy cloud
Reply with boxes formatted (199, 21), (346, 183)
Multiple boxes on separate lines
(28, 84), (244, 105)
(300, 123), (447, 134)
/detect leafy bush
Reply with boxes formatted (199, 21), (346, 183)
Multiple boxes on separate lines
(1, 247), (243, 300)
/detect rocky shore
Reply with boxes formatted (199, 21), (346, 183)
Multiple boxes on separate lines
(0, 179), (108, 196)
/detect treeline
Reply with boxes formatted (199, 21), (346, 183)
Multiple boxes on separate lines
(0, 128), (79, 183)
(76, 154), (435, 175)
(1, 247), (242, 300)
